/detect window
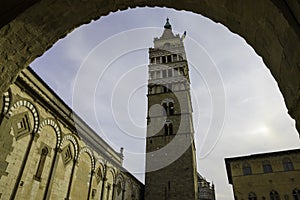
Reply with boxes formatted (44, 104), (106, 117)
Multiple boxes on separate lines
(263, 164), (273, 173)
(173, 54), (177, 61)
(156, 71), (161, 79)
(179, 67), (184, 76)
(263, 161), (273, 173)
(162, 70), (167, 78)
(168, 69), (172, 77)
(161, 99), (175, 116)
(167, 55), (172, 62)
(174, 67), (178, 76)
(248, 192), (257, 200)
(270, 190), (280, 200)
(156, 57), (161, 64)
(293, 189), (300, 200)
(148, 85), (155, 94)
(242, 162), (252, 175)
(164, 120), (173, 135)
(178, 54), (183, 61)
(163, 85), (168, 93)
(162, 102), (168, 116)
(283, 158), (294, 171)
(151, 58), (155, 63)
(150, 71), (155, 80)
(169, 123), (173, 135)
(34, 147), (49, 181)
(169, 102), (174, 115)
(164, 124), (168, 135)
(162, 56), (166, 63)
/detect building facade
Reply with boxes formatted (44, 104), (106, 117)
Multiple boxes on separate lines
(0, 68), (143, 200)
(225, 149), (300, 200)
(144, 18), (198, 200)
(197, 173), (215, 200)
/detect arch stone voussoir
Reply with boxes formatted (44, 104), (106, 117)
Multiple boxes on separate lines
(0, 0), (299, 134)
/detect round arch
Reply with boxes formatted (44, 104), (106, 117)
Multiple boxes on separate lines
(0, 1), (299, 133)
(78, 146), (95, 171)
(60, 134), (80, 160)
(38, 118), (62, 148)
(8, 99), (40, 133)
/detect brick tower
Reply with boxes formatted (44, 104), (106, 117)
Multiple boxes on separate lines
(145, 18), (198, 200)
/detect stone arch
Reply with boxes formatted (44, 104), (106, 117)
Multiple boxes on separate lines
(107, 167), (116, 178)
(90, 162), (106, 199)
(60, 134), (79, 160)
(70, 146), (95, 199)
(115, 173), (125, 185)
(1, 89), (11, 115)
(8, 99), (39, 133)
(78, 146), (95, 171)
(50, 134), (79, 199)
(15, 118), (60, 199)
(131, 183), (139, 200)
(105, 166), (116, 200)
(38, 118), (62, 148)
(95, 163), (104, 179)
(124, 178), (134, 200)
(114, 173), (125, 200)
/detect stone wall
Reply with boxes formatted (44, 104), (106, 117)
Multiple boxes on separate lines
(0, 68), (143, 200)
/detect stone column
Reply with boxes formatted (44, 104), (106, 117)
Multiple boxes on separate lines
(87, 169), (94, 200)
(100, 164), (107, 200)
(65, 159), (77, 200)
(10, 131), (37, 200)
(111, 183), (116, 200)
(44, 147), (60, 200)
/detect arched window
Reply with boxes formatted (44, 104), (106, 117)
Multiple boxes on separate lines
(156, 57), (161, 64)
(161, 99), (175, 116)
(283, 158), (294, 171)
(169, 123), (173, 135)
(270, 190), (280, 200)
(172, 54), (177, 62)
(248, 192), (257, 200)
(167, 55), (172, 63)
(293, 189), (300, 200)
(263, 160), (273, 173)
(169, 102), (174, 115)
(164, 120), (173, 135)
(34, 146), (49, 181)
(162, 102), (168, 116)
(242, 162), (252, 175)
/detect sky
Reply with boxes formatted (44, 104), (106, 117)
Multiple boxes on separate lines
(30, 7), (300, 200)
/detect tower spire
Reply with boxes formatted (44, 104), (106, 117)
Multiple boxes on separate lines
(164, 18), (172, 29)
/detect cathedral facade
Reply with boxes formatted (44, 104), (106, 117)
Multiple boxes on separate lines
(0, 68), (143, 200)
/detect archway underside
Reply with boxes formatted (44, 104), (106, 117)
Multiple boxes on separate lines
(0, 0), (299, 133)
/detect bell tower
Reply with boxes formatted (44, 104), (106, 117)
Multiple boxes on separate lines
(145, 18), (198, 200)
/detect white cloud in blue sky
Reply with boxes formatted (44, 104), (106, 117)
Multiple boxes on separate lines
(31, 7), (299, 200)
